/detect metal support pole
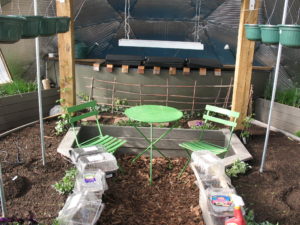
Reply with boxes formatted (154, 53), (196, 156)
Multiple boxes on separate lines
(34, 0), (46, 166)
(149, 123), (153, 185)
(259, 0), (289, 173)
(0, 163), (7, 217)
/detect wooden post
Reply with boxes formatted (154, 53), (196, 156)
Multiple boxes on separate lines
(231, 0), (260, 129)
(56, 0), (76, 108)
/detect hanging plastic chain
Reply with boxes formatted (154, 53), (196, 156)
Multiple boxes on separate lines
(194, 0), (202, 42)
(124, 0), (131, 39)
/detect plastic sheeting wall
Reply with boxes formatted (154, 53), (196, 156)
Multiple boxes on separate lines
(71, 0), (300, 89)
(0, 0), (299, 89)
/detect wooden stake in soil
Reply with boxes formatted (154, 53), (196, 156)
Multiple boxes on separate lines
(139, 84), (143, 105)
(166, 78), (169, 106)
(192, 80), (197, 113)
(111, 77), (117, 115)
(89, 76), (95, 101)
(223, 77), (234, 108)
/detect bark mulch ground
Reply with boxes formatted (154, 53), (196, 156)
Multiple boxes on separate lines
(0, 121), (299, 225)
(98, 156), (202, 225)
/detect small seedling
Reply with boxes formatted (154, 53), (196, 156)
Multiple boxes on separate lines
(225, 160), (251, 177)
(53, 168), (77, 195)
(117, 119), (150, 127)
(240, 114), (254, 144)
(191, 121), (217, 130)
(54, 99), (70, 135)
(295, 130), (300, 137)
(245, 208), (279, 225)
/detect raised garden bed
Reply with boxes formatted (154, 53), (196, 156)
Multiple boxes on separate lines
(58, 125), (252, 167)
(0, 88), (59, 132)
(255, 98), (300, 134)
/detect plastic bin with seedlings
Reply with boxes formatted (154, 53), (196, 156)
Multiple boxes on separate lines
(57, 145), (119, 225)
(190, 151), (245, 225)
(57, 192), (104, 225)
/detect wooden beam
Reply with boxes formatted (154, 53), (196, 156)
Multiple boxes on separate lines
(106, 64), (113, 72)
(93, 63), (101, 71)
(121, 65), (129, 73)
(231, 0), (260, 129)
(183, 67), (190, 75)
(153, 66), (161, 75)
(199, 68), (207, 76)
(56, 0), (75, 108)
(138, 65), (145, 74)
(214, 68), (222, 76)
(169, 67), (176, 75)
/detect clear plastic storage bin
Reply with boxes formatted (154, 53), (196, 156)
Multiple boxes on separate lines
(70, 145), (106, 163)
(76, 151), (118, 173)
(57, 192), (104, 225)
(191, 151), (231, 187)
(74, 170), (108, 194)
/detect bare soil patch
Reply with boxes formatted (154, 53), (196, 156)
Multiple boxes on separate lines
(232, 129), (300, 225)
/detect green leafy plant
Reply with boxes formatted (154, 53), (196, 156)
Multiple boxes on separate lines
(295, 130), (300, 137)
(240, 114), (255, 142)
(191, 121), (217, 130)
(264, 84), (300, 108)
(114, 98), (129, 114)
(182, 110), (202, 120)
(53, 168), (77, 195)
(225, 160), (251, 177)
(77, 92), (90, 102)
(245, 209), (279, 225)
(0, 78), (37, 97)
(54, 99), (70, 135)
(117, 119), (150, 127)
(96, 104), (112, 113)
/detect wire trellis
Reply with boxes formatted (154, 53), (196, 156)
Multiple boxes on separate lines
(82, 76), (233, 112)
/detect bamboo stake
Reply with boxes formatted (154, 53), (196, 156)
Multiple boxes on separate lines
(215, 78), (223, 105)
(166, 78), (169, 106)
(89, 76), (94, 101)
(111, 77), (116, 115)
(192, 80), (197, 113)
(139, 84), (143, 105)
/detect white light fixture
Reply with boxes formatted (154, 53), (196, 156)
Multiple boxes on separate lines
(119, 39), (204, 50)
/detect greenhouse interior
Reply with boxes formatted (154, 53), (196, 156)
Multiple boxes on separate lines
(0, 0), (299, 224)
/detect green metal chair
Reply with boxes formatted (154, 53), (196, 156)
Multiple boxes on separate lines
(178, 105), (240, 176)
(66, 100), (126, 153)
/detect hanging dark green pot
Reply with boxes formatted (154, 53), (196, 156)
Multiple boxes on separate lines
(245, 24), (261, 41)
(0, 15), (25, 43)
(21, 16), (43, 38)
(56, 17), (70, 33)
(260, 25), (279, 44)
(279, 25), (300, 47)
(39, 17), (57, 36)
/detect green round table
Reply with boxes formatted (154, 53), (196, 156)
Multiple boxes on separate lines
(125, 105), (183, 184)
(125, 105), (183, 123)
